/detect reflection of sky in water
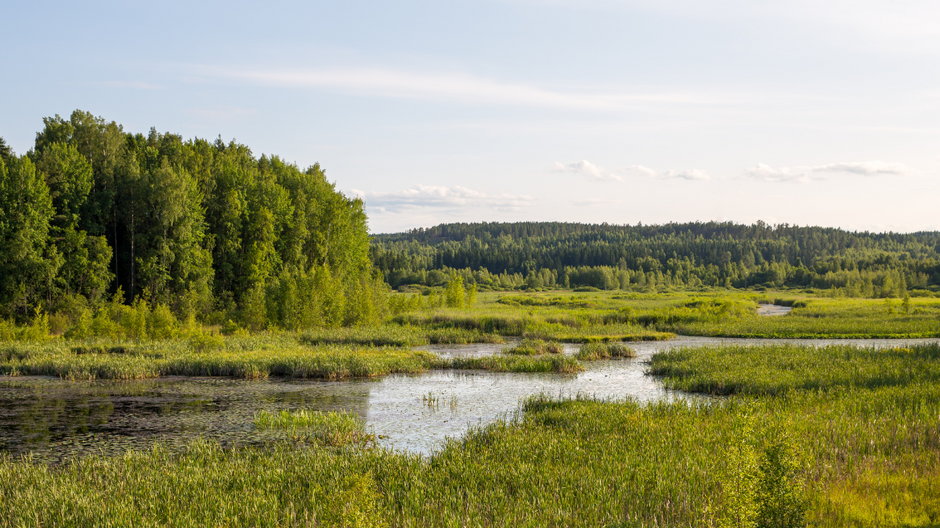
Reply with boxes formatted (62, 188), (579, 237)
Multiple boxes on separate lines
(1, 335), (938, 460)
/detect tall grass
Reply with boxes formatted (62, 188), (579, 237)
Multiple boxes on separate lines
(575, 342), (636, 360)
(0, 335), (439, 380)
(254, 410), (374, 447)
(441, 354), (583, 374)
(501, 339), (563, 356)
(649, 344), (940, 395)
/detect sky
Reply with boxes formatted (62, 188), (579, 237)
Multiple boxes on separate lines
(3, 0), (940, 234)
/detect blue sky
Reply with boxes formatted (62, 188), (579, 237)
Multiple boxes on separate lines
(3, 0), (940, 233)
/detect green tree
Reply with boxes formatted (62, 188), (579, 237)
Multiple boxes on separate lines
(0, 156), (59, 317)
(135, 160), (213, 314)
(444, 273), (467, 308)
(0, 137), (13, 164)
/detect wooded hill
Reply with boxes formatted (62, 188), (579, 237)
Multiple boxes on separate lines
(372, 222), (940, 295)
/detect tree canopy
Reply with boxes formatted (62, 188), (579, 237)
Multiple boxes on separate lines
(0, 110), (385, 327)
(372, 222), (940, 296)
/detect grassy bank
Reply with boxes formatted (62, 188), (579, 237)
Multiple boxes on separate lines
(5, 290), (939, 349)
(0, 333), (594, 380)
(393, 290), (940, 339)
(0, 335), (438, 380)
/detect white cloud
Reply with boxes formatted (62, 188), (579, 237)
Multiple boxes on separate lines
(354, 185), (533, 212)
(747, 161), (911, 182)
(553, 160), (623, 181)
(206, 66), (719, 110)
(555, 160), (708, 181)
(625, 165), (658, 178)
(663, 168), (711, 181)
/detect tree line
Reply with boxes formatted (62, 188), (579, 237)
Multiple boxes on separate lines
(0, 110), (386, 329)
(372, 222), (940, 296)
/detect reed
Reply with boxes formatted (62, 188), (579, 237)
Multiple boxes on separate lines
(575, 342), (636, 360)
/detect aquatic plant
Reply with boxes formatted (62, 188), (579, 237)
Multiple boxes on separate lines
(575, 342), (636, 360)
(501, 339), (563, 356)
(442, 354), (583, 374)
(255, 409), (373, 447)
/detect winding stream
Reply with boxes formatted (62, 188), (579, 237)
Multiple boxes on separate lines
(2, 335), (937, 461)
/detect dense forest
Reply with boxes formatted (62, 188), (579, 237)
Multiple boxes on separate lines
(0, 110), (385, 329)
(372, 222), (940, 296)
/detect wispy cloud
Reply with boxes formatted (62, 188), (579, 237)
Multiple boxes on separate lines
(747, 161), (910, 183)
(352, 185), (533, 213)
(205, 66), (718, 110)
(554, 160), (709, 181)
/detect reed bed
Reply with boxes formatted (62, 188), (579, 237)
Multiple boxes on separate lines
(575, 342), (637, 360)
(501, 339), (563, 356)
(649, 343), (940, 395)
(0, 337), (438, 380)
(254, 409), (374, 447)
(441, 354), (583, 374)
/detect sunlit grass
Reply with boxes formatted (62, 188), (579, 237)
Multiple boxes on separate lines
(501, 339), (563, 356)
(2, 341), (939, 526)
(254, 409), (374, 447)
(442, 354), (583, 374)
(575, 342), (636, 360)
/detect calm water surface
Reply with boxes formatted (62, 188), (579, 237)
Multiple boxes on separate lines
(2, 335), (937, 460)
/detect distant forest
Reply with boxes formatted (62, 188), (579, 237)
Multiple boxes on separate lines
(0, 110), (385, 328)
(372, 222), (940, 296)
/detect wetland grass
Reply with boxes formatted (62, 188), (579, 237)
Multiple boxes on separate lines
(501, 338), (563, 356)
(575, 342), (636, 360)
(0, 335), (438, 380)
(442, 354), (583, 374)
(254, 409), (373, 447)
(2, 342), (938, 526)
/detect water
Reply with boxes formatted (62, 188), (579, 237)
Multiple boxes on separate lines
(2, 335), (937, 460)
(756, 303), (793, 316)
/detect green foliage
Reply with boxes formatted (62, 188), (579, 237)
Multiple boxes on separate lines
(756, 436), (807, 528)
(254, 409), (374, 447)
(0, 137), (12, 163)
(0, 335), (438, 381)
(372, 221), (940, 295)
(502, 339), (563, 355)
(0, 155), (57, 318)
(3, 111), (385, 329)
(649, 344), (940, 395)
(444, 272), (468, 308)
(442, 354), (583, 373)
(576, 342), (636, 360)
(2, 341), (939, 526)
